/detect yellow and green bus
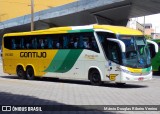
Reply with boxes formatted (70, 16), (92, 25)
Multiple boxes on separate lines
(2, 24), (158, 85)
(151, 39), (160, 73)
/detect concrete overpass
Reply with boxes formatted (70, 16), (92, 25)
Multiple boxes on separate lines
(1, 0), (160, 38)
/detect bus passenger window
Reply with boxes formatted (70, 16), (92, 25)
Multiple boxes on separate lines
(31, 38), (37, 49)
(52, 40), (57, 49)
(63, 36), (69, 49)
(68, 38), (74, 48)
(38, 39), (44, 49)
(20, 38), (25, 49)
(92, 39), (98, 49)
(56, 42), (60, 48)
(48, 38), (53, 49)
(83, 41), (88, 48)
(12, 39), (16, 49)
(26, 42), (30, 49)
(77, 36), (84, 48)
(83, 37), (89, 48)
(74, 38), (78, 48)
(88, 37), (96, 49)
(44, 39), (48, 49)
(57, 37), (63, 49)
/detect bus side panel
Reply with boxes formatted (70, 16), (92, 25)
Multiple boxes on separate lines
(53, 49), (105, 80)
(43, 49), (84, 79)
(59, 49), (86, 79)
(43, 49), (106, 81)
(82, 50), (106, 81)
(2, 49), (16, 74)
(151, 40), (160, 72)
(2, 49), (38, 75)
(60, 49), (84, 79)
(151, 51), (160, 72)
(36, 50), (58, 77)
(2, 49), (58, 77)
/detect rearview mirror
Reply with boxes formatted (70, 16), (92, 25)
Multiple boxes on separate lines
(107, 38), (126, 52)
(147, 40), (159, 58)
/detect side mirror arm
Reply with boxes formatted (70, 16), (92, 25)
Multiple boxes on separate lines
(107, 38), (126, 52)
(147, 40), (159, 53)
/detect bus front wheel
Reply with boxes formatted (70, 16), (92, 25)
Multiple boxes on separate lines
(16, 66), (26, 79)
(26, 66), (35, 80)
(89, 70), (103, 86)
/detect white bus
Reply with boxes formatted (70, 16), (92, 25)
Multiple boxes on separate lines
(2, 24), (158, 85)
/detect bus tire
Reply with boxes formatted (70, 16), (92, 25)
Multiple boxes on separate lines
(26, 66), (35, 80)
(89, 69), (103, 86)
(16, 66), (26, 79)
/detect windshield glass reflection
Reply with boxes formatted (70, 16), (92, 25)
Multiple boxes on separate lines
(119, 35), (151, 68)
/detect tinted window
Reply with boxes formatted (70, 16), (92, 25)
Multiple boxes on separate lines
(107, 41), (121, 64)
(4, 32), (99, 53)
(96, 32), (116, 44)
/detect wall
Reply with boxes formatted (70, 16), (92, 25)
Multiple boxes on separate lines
(0, 0), (76, 21)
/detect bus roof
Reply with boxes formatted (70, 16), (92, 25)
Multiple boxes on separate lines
(4, 24), (143, 37)
(93, 25), (143, 35)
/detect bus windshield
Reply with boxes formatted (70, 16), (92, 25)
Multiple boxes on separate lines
(119, 35), (151, 68)
(96, 32), (151, 68)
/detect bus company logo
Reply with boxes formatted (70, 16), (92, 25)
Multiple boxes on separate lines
(109, 74), (118, 81)
(85, 54), (98, 59)
(20, 52), (47, 58)
(2, 106), (11, 111)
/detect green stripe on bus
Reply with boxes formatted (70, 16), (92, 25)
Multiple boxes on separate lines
(44, 49), (83, 73)
(142, 67), (151, 73)
(55, 49), (83, 73)
(44, 50), (70, 72)
(68, 29), (94, 33)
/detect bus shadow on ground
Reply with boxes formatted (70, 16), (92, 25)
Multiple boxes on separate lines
(0, 75), (148, 89)
(0, 92), (119, 114)
(40, 77), (148, 89)
(153, 72), (160, 76)
(0, 75), (19, 79)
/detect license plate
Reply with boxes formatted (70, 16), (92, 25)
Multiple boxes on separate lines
(138, 77), (144, 81)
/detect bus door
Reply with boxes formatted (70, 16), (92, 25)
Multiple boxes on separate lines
(106, 39), (123, 81)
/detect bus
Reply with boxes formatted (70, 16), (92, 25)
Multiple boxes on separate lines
(2, 24), (158, 86)
(151, 39), (160, 74)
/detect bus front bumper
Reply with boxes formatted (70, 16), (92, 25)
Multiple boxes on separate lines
(120, 71), (152, 82)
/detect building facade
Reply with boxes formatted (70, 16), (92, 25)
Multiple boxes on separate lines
(127, 19), (144, 33)
(143, 24), (154, 35)
(127, 19), (160, 39)
(151, 33), (160, 39)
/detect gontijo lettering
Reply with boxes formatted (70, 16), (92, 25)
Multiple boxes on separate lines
(20, 52), (47, 58)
